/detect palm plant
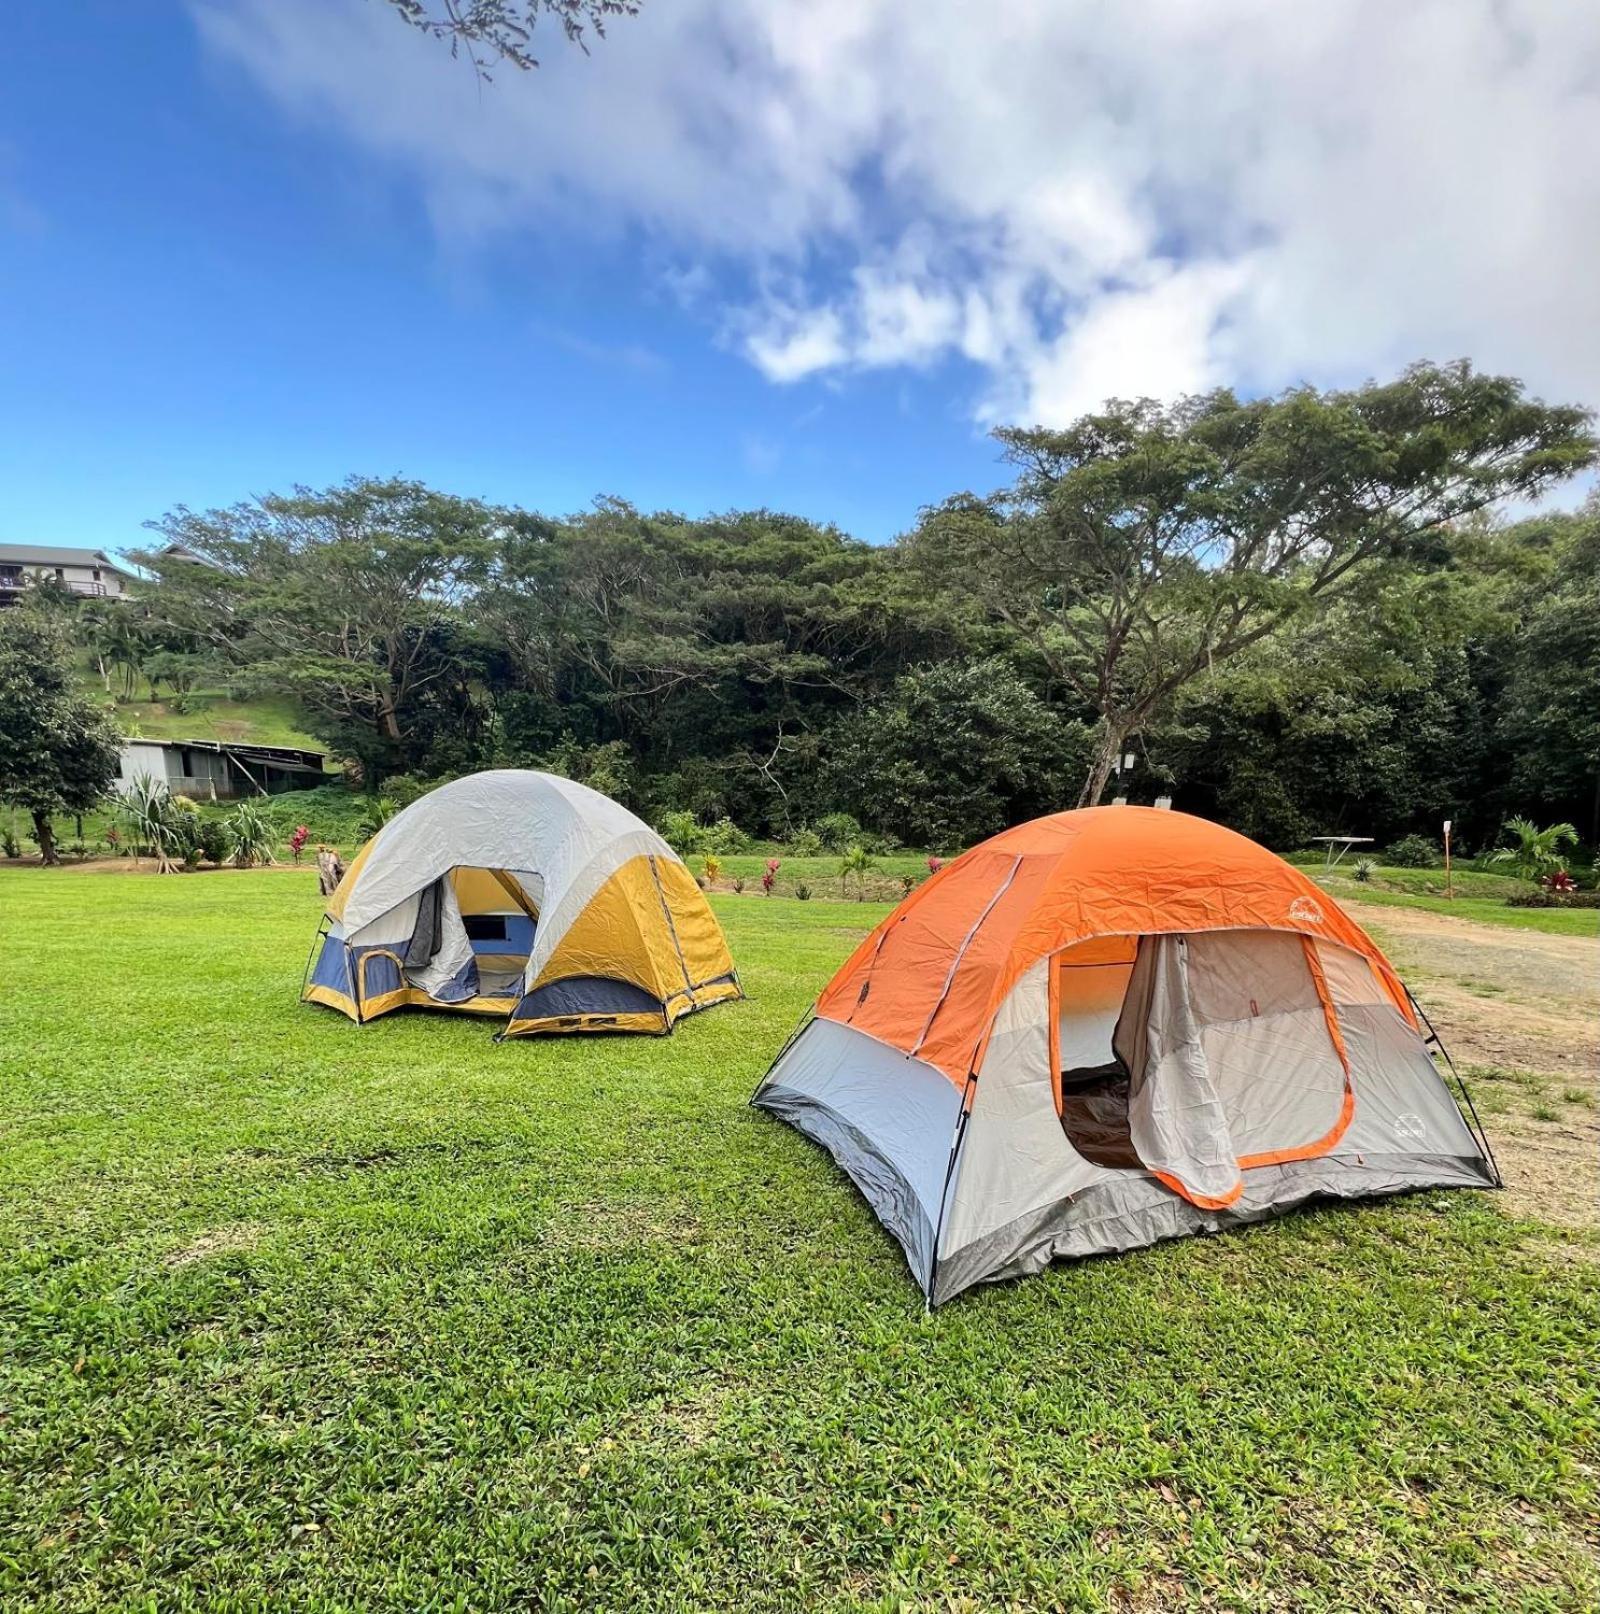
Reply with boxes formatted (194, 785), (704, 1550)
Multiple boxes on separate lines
(228, 798), (276, 868)
(1487, 817), (1579, 884)
(840, 843), (877, 900)
(120, 775), (186, 874)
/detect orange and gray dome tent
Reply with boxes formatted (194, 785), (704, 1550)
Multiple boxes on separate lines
(303, 770), (740, 1037)
(753, 807), (1497, 1305)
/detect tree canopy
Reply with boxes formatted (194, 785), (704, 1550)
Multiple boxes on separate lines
(909, 362), (1594, 803)
(89, 362), (1599, 857)
(0, 608), (123, 864)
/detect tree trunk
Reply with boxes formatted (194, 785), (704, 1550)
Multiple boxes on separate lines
(1078, 723), (1128, 808)
(32, 810), (58, 866)
(317, 848), (345, 897)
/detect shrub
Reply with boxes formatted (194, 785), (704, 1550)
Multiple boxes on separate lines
(794, 882), (812, 901)
(700, 817), (750, 857)
(1539, 869), (1577, 893)
(785, 827), (823, 857)
(65, 840), (89, 861)
(1352, 857), (1376, 883)
(762, 857), (780, 896)
(382, 774), (432, 809)
(812, 813), (862, 854)
(1505, 889), (1600, 909)
(731, 876), (745, 894)
(926, 855), (944, 876)
(1384, 834), (1439, 868)
(900, 873), (916, 897)
(655, 809), (704, 857)
(197, 819), (229, 865)
(702, 854), (722, 886)
(1, 827), (18, 859)
(289, 824), (310, 861)
(356, 796), (397, 843)
(228, 798), (276, 867)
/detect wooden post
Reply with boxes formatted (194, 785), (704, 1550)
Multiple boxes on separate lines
(1443, 819), (1453, 901)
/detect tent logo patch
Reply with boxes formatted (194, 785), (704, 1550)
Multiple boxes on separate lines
(1287, 896), (1324, 924)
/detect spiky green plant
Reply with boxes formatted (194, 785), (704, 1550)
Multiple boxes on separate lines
(228, 797), (276, 868)
(120, 775), (186, 874)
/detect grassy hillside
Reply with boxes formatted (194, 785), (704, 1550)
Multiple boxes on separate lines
(80, 669), (326, 754)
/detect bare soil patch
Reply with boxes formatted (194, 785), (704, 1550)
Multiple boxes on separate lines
(1345, 899), (1598, 1231)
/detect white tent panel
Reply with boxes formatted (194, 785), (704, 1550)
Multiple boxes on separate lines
(941, 962), (1113, 1263)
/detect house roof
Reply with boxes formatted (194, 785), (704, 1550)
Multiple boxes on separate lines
(122, 736), (326, 771)
(0, 544), (136, 578)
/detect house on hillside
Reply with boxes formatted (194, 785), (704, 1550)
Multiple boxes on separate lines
(0, 544), (136, 606)
(116, 738), (328, 800)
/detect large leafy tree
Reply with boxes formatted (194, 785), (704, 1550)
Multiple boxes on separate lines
(1493, 499), (1600, 840)
(480, 502), (956, 830)
(819, 658), (1091, 850)
(910, 362), (1596, 805)
(135, 479), (496, 782)
(0, 609), (122, 864)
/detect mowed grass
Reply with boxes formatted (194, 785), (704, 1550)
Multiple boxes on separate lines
(1, 872), (1596, 1611)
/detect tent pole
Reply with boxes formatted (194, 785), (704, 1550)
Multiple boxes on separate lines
(926, 1072), (978, 1311)
(298, 920), (327, 1002)
(748, 1003), (816, 1104)
(1406, 987), (1503, 1188)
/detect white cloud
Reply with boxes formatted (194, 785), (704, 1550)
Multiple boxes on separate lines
(193, 0), (1600, 427)
(744, 304), (848, 383)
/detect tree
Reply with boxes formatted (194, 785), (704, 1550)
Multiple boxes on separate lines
(910, 362), (1596, 805)
(820, 658), (1090, 849)
(0, 610), (122, 865)
(135, 479), (496, 783)
(1493, 499), (1600, 840)
(480, 502), (952, 831)
(382, 0), (641, 78)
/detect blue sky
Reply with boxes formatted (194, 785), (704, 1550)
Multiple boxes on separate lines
(3, 2), (1596, 555)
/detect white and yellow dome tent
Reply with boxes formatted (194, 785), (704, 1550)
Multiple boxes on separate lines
(302, 770), (741, 1037)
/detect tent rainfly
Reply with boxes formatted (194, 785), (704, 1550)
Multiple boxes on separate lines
(303, 770), (741, 1037)
(753, 807), (1498, 1305)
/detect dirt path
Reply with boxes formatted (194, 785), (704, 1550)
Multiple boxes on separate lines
(1344, 899), (1598, 1234)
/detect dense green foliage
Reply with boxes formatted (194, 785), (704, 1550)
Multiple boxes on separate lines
(0, 608), (122, 864)
(1, 871), (1595, 1609)
(91, 366), (1599, 854)
(910, 362), (1595, 804)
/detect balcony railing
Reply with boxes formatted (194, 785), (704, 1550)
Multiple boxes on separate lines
(0, 575), (115, 597)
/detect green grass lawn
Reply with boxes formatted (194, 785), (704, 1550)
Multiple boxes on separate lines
(1, 871), (1596, 1610)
